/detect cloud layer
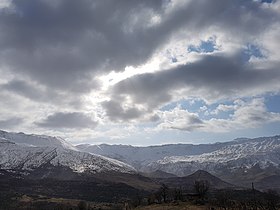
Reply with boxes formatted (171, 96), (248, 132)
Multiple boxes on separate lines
(36, 112), (97, 129)
(158, 98), (280, 133)
(0, 0), (279, 143)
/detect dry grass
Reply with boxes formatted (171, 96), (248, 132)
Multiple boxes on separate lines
(134, 202), (210, 210)
(19, 195), (80, 205)
(17, 195), (123, 209)
(18, 195), (213, 210)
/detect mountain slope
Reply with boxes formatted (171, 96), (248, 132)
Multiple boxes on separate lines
(157, 170), (234, 190)
(0, 130), (135, 175)
(144, 136), (280, 176)
(2, 130), (280, 192)
(77, 135), (280, 190)
(0, 130), (77, 150)
(140, 170), (177, 179)
(0, 130), (163, 194)
(76, 141), (233, 170)
(77, 136), (280, 174)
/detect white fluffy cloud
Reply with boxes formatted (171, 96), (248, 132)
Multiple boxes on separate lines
(157, 98), (280, 133)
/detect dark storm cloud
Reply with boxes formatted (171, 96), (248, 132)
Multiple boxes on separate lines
(111, 53), (280, 113)
(0, 0), (274, 94)
(36, 112), (98, 129)
(1, 79), (46, 101)
(0, 0), (167, 92)
(0, 79), (85, 108)
(0, 117), (23, 129)
(102, 100), (143, 122)
(0, 0), (279, 129)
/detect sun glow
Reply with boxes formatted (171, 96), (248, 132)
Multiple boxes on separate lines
(99, 57), (162, 90)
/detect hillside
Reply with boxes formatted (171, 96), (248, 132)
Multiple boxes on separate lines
(78, 135), (280, 190)
(156, 170), (234, 191)
(0, 130), (159, 195)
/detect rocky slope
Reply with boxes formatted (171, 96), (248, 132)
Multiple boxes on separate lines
(76, 141), (232, 170)
(144, 136), (280, 177)
(0, 130), (135, 176)
(157, 170), (235, 190)
(77, 135), (280, 190)
(77, 136), (280, 174)
(2, 130), (280, 191)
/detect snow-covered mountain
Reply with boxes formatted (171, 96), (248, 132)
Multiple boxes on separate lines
(0, 130), (77, 150)
(77, 136), (280, 178)
(0, 130), (135, 176)
(76, 141), (232, 170)
(144, 136), (280, 176)
(2, 129), (280, 190)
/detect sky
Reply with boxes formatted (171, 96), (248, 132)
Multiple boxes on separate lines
(0, 0), (280, 145)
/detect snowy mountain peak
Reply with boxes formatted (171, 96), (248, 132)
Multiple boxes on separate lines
(0, 130), (77, 150)
(144, 136), (280, 176)
(77, 135), (280, 177)
(0, 130), (136, 176)
(0, 137), (13, 144)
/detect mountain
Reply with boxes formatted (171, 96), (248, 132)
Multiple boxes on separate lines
(77, 135), (280, 190)
(255, 175), (280, 191)
(76, 141), (232, 170)
(144, 136), (280, 176)
(157, 170), (234, 191)
(140, 170), (177, 179)
(0, 130), (77, 150)
(2, 130), (280, 193)
(0, 130), (161, 202)
(0, 130), (135, 176)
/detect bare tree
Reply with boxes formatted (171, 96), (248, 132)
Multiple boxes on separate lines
(174, 187), (183, 201)
(160, 184), (169, 203)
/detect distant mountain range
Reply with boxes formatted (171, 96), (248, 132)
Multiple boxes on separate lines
(1, 129), (280, 193)
(77, 135), (280, 190)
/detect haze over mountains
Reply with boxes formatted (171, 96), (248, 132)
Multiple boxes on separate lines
(1, 129), (280, 193)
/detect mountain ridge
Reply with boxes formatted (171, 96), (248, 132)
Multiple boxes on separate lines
(156, 169), (235, 191)
(77, 135), (280, 191)
(0, 130), (136, 176)
(1, 129), (280, 191)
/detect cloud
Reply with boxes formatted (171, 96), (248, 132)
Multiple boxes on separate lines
(158, 106), (204, 132)
(210, 104), (236, 115)
(0, 0), (167, 92)
(0, 117), (23, 129)
(109, 53), (280, 119)
(1, 79), (48, 101)
(101, 100), (144, 122)
(157, 98), (280, 133)
(0, 0), (275, 93)
(0, 0), (279, 142)
(0, 79), (86, 109)
(36, 112), (97, 129)
(230, 98), (280, 128)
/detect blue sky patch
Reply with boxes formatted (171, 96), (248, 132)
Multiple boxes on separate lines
(160, 99), (235, 121)
(242, 43), (264, 62)
(188, 38), (217, 53)
(266, 94), (280, 113)
(261, 0), (273, 3)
